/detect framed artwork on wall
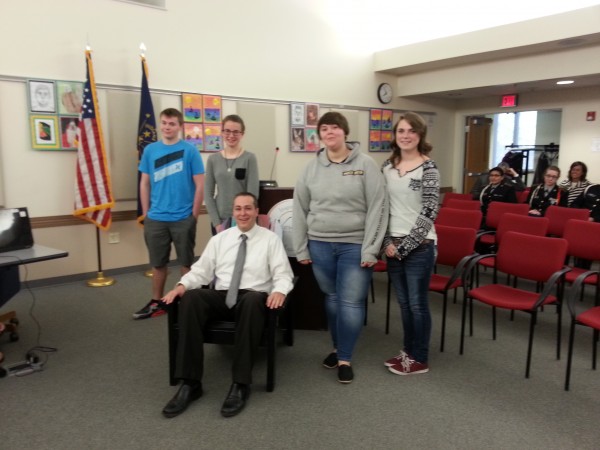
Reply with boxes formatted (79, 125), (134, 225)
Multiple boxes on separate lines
(59, 117), (79, 149)
(30, 115), (59, 149)
(306, 104), (319, 127)
(28, 80), (56, 113)
(289, 103), (322, 152)
(27, 78), (85, 151)
(182, 93), (203, 123)
(183, 123), (203, 151)
(181, 93), (222, 152)
(203, 95), (222, 123)
(291, 127), (305, 152)
(305, 128), (319, 152)
(291, 103), (305, 126)
(56, 81), (84, 115)
(204, 125), (222, 151)
(369, 108), (393, 152)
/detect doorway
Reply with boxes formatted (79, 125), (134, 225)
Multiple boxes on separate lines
(462, 109), (561, 193)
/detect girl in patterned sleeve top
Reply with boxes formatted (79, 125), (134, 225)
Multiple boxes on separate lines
(381, 112), (440, 376)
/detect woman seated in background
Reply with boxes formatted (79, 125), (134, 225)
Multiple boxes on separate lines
(526, 165), (567, 216)
(479, 166), (517, 224)
(559, 161), (591, 206)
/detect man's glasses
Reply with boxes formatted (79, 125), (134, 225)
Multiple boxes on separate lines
(223, 129), (243, 136)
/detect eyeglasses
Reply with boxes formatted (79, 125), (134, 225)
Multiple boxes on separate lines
(223, 129), (243, 136)
(544, 174), (559, 179)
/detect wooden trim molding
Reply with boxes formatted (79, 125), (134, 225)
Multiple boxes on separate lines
(30, 207), (208, 229)
(28, 190), (456, 229)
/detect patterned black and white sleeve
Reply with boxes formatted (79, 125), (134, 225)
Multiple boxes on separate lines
(397, 160), (440, 259)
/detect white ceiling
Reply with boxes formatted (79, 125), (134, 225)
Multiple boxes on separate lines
(374, 8), (600, 100)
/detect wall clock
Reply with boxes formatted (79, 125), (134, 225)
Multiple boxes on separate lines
(377, 83), (393, 104)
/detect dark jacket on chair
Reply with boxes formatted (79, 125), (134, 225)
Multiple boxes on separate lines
(571, 184), (600, 222)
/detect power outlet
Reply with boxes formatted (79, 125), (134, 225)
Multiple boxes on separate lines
(108, 232), (120, 244)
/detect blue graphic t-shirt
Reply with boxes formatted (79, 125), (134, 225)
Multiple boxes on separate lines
(139, 140), (204, 221)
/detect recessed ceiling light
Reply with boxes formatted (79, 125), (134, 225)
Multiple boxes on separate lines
(556, 80), (574, 85)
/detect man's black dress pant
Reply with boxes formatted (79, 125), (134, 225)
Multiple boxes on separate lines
(175, 289), (266, 385)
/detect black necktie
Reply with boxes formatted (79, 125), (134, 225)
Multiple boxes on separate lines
(225, 234), (247, 308)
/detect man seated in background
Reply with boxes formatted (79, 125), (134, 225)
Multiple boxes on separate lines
(471, 161), (525, 200)
(161, 193), (294, 419)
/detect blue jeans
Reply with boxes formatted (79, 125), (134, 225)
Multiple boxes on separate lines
(308, 240), (373, 362)
(387, 242), (435, 363)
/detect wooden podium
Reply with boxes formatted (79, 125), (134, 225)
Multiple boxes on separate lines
(259, 186), (327, 331)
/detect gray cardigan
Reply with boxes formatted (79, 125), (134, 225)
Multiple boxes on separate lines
(204, 151), (260, 226)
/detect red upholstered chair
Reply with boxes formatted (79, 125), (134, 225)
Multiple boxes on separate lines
(477, 213), (550, 276)
(444, 199), (481, 211)
(441, 192), (473, 207)
(370, 259), (389, 304)
(460, 231), (570, 378)
(364, 259), (390, 326)
(435, 208), (482, 231)
(545, 205), (590, 238)
(517, 188), (531, 203)
(479, 202), (530, 247)
(428, 225), (477, 351)
(562, 220), (600, 299)
(564, 269), (600, 391)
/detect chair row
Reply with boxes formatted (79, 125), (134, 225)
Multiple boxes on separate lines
(380, 219), (600, 390)
(442, 188), (531, 206)
(438, 202), (590, 238)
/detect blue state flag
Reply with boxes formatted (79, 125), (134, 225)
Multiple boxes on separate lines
(137, 56), (157, 223)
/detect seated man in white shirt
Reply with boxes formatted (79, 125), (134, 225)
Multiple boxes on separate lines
(161, 192), (294, 419)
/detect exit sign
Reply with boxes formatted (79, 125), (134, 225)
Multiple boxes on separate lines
(501, 94), (518, 107)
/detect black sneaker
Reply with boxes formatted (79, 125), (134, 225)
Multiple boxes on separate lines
(322, 352), (338, 369)
(132, 300), (166, 320)
(338, 364), (353, 384)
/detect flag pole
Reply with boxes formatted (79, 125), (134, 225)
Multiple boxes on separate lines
(138, 43), (157, 279)
(87, 227), (115, 287)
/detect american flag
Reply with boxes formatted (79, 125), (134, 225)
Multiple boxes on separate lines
(73, 50), (114, 230)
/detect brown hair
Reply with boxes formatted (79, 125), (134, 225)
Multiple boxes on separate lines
(222, 114), (246, 133)
(234, 192), (258, 208)
(545, 165), (561, 177)
(317, 112), (349, 138)
(160, 108), (184, 126)
(389, 112), (432, 165)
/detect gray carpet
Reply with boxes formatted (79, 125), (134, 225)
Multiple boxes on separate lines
(1, 268), (599, 449)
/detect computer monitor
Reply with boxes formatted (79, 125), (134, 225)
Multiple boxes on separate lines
(0, 207), (34, 253)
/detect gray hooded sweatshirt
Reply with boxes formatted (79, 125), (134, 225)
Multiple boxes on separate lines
(292, 142), (389, 263)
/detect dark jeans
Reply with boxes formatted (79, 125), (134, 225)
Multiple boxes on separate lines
(387, 242), (435, 364)
(175, 289), (267, 385)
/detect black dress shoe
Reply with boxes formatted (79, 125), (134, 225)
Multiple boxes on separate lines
(220, 383), (250, 418)
(162, 382), (203, 418)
